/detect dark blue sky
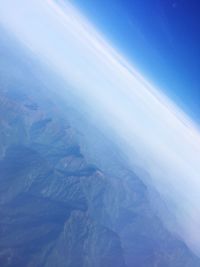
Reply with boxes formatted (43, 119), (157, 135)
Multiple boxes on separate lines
(73, 0), (200, 122)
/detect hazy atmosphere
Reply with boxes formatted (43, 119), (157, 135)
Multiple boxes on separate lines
(0, 0), (200, 266)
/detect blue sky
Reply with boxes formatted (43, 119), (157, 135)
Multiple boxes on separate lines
(73, 0), (200, 121)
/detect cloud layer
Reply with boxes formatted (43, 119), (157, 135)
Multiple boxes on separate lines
(1, 0), (200, 256)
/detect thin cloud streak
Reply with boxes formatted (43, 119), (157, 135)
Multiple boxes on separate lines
(0, 0), (200, 256)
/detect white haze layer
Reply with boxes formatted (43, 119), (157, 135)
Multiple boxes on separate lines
(0, 0), (200, 256)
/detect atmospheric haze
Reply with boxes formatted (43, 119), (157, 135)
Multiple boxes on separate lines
(0, 0), (200, 257)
